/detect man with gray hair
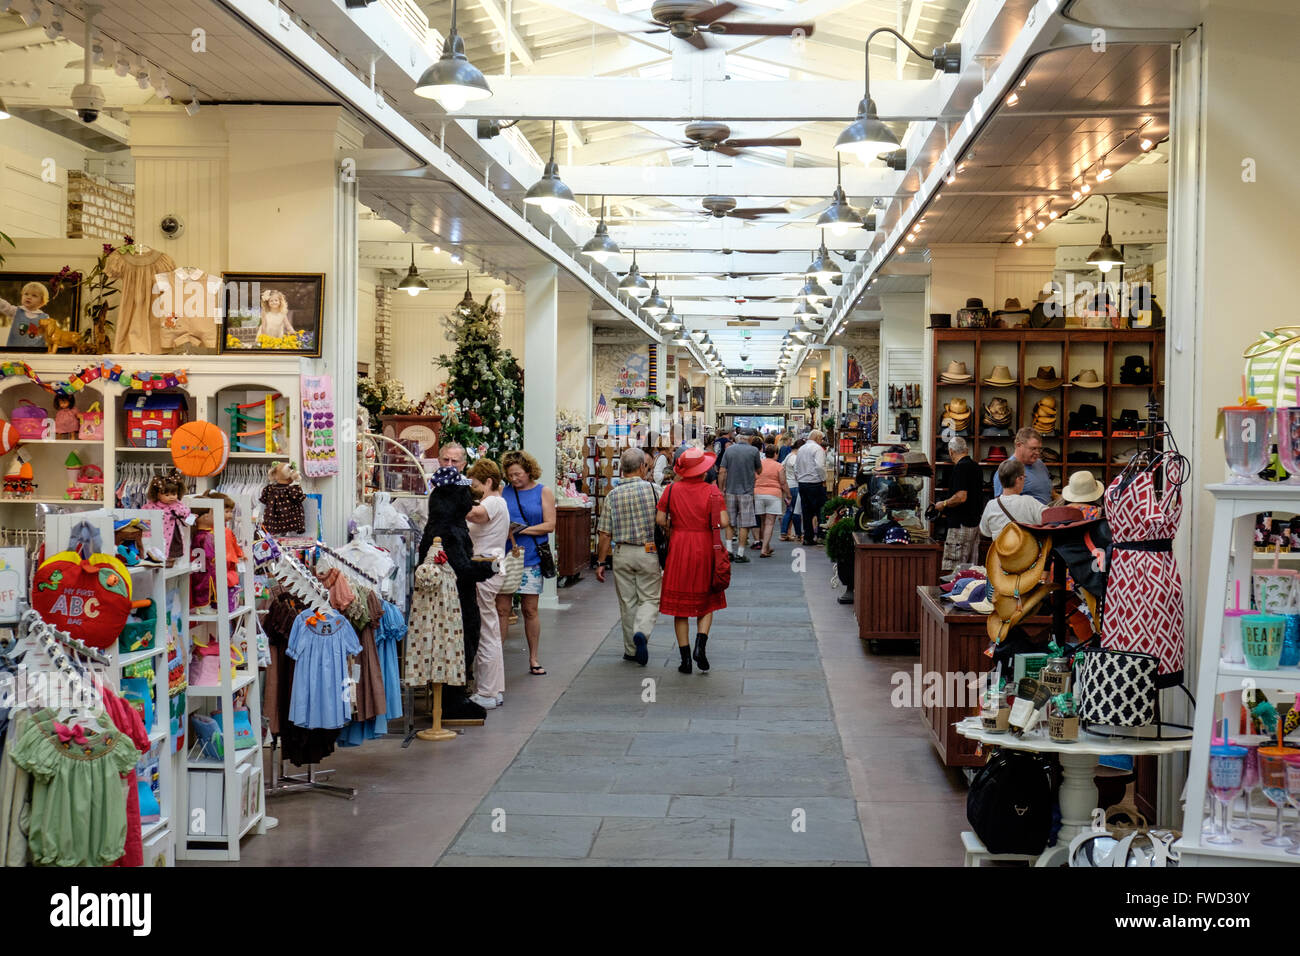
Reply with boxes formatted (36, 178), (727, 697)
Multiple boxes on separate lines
(438, 442), (467, 472)
(992, 427), (1053, 504)
(934, 436), (984, 571)
(595, 446), (662, 665)
(795, 429), (828, 546)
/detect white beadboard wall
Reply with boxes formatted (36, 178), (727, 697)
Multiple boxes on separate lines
(993, 268), (1054, 310)
(389, 289), (526, 397)
(131, 156), (228, 274)
(0, 118), (89, 238)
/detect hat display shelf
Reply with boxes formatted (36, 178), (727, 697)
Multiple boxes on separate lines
(928, 327), (1165, 507)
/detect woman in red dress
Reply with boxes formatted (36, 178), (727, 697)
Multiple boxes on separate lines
(657, 447), (732, 674)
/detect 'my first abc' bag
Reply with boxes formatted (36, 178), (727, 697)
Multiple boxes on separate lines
(33, 547), (136, 649)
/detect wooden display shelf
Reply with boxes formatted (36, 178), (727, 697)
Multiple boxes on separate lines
(853, 533), (940, 649)
(930, 328), (1164, 496)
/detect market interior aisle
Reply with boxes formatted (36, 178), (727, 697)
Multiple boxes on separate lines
(439, 547), (870, 865)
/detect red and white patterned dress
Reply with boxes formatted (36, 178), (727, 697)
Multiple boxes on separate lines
(1101, 454), (1186, 684)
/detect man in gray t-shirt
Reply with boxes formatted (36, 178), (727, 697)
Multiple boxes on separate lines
(717, 436), (762, 561)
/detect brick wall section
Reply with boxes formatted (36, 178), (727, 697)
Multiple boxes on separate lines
(66, 171), (135, 241)
(374, 284), (394, 381)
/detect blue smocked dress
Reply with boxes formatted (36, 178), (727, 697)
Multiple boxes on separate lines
(338, 599), (406, 746)
(286, 610), (361, 730)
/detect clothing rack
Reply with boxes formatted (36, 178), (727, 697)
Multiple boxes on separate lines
(314, 540), (383, 591)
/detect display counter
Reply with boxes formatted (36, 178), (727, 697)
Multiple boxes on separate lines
(852, 532), (941, 649)
(555, 504), (592, 586)
(917, 586), (1051, 767)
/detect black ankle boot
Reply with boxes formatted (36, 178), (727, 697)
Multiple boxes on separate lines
(693, 633), (710, 672)
(678, 644), (692, 674)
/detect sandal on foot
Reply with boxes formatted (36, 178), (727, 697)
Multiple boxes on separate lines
(529, 664), (547, 675)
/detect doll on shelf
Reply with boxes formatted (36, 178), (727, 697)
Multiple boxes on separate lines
(143, 471), (195, 563)
(259, 461), (306, 536)
(202, 491), (244, 607)
(190, 502), (239, 613)
(53, 393), (80, 440)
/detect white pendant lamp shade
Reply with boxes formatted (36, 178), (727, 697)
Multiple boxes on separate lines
(413, 1), (491, 112)
(524, 121), (574, 214)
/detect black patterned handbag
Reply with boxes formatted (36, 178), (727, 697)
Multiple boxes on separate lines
(1075, 646), (1158, 729)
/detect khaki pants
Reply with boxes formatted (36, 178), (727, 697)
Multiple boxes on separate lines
(474, 575), (504, 698)
(613, 544), (662, 655)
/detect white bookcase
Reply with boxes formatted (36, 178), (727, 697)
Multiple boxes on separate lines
(177, 492), (265, 861)
(1179, 482), (1300, 866)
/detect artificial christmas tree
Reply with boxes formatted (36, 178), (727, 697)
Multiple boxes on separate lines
(435, 288), (524, 461)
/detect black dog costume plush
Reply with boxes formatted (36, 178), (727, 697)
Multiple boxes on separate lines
(419, 467), (497, 720)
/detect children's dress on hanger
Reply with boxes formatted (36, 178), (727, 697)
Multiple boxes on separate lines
(1101, 453), (1186, 686)
(286, 609), (361, 731)
(105, 248), (176, 353)
(404, 544), (465, 686)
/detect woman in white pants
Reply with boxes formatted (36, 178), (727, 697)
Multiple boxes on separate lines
(466, 459), (511, 708)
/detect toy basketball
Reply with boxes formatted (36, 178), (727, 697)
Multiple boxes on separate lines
(0, 419), (19, 457)
(170, 420), (229, 477)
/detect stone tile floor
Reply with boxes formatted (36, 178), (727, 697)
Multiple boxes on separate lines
(220, 542), (967, 866)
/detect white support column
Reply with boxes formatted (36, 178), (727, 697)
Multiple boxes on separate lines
(524, 263), (562, 609)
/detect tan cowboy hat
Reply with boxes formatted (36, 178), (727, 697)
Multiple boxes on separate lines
(987, 523), (1053, 596)
(1071, 368), (1103, 388)
(1027, 366), (1063, 389)
(986, 584), (1053, 643)
(944, 397), (969, 415)
(983, 365), (1016, 386)
(939, 360), (973, 383)
(1062, 470), (1106, 503)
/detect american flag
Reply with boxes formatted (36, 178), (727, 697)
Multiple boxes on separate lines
(593, 393), (612, 425)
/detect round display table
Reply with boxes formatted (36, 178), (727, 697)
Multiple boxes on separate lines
(956, 717), (1192, 866)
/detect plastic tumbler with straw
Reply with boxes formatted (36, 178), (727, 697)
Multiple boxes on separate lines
(1208, 743), (1248, 845)
(1257, 726), (1296, 848)
(1222, 581), (1255, 665)
(1232, 738), (1267, 832)
(1276, 376), (1300, 484)
(1222, 386), (1271, 484)
(1243, 614), (1287, 670)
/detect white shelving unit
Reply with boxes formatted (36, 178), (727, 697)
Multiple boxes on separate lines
(1179, 482), (1300, 866)
(177, 492), (266, 862)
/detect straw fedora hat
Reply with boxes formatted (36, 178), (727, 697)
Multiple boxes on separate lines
(983, 365), (1016, 386)
(1062, 470), (1106, 503)
(986, 584), (1052, 643)
(1071, 368), (1103, 388)
(939, 360), (973, 383)
(941, 398), (971, 426)
(1027, 365), (1063, 389)
(987, 522), (1052, 597)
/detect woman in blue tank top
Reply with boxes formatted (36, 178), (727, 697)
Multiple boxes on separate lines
(499, 450), (556, 676)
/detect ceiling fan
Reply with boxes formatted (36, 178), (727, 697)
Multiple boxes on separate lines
(701, 196), (787, 220)
(634, 2), (815, 51)
(678, 122), (801, 157)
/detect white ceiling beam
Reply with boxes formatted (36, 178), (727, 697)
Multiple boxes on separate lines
(652, 279), (816, 297)
(448, 75), (942, 121)
(475, 0), (535, 68)
(561, 163), (904, 199)
(599, 224), (873, 252)
(517, 0), (672, 56)
(630, 251), (840, 274)
(898, 0), (926, 79)
(527, 40), (668, 76)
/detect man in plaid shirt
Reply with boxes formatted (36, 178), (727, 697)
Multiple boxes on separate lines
(596, 448), (662, 666)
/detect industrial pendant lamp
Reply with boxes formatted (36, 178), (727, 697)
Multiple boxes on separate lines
(413, 0), (491, 111)
(456, 271), (476, 312)
(642, 275), (668, 316)
(793, 299), (820, 317)
(581, 197), (621, 264)
(807, 231), (841, 282)
(835, 27), (961, 162)
(798, 277), (829, 303)
(619, 249), (651, 300)
(816, 156), (863, 236)
(1085, 195), (1126, 275)
(524, 121), (575, 215)
(660, 300), (682, 332)
(397, 244), (428, 296)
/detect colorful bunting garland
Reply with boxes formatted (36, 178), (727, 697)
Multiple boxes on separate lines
(0, 361), (189, 396)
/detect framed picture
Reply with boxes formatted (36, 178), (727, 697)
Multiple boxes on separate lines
(219, 272), (324, 356)
(0, 272), (82, 352)
(689, 386), (706, 413)
(790, 397), (805, 409)
(823, 370), (831, 396)
(790, 413), (806, 425)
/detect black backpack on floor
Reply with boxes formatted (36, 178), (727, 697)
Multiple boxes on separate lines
(966, 749), (1054, 855)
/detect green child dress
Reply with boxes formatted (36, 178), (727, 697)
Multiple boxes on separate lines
(9, 708), (141, 866)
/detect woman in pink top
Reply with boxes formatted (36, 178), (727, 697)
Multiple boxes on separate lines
(753, 443), (791, 558)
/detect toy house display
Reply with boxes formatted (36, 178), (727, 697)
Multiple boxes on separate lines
(124, 392), (189, 448)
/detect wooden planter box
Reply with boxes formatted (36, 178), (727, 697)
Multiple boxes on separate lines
(852, 533), (941, 646)
(555, 505), (592, 583)
(917, 586), (1051, 767)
